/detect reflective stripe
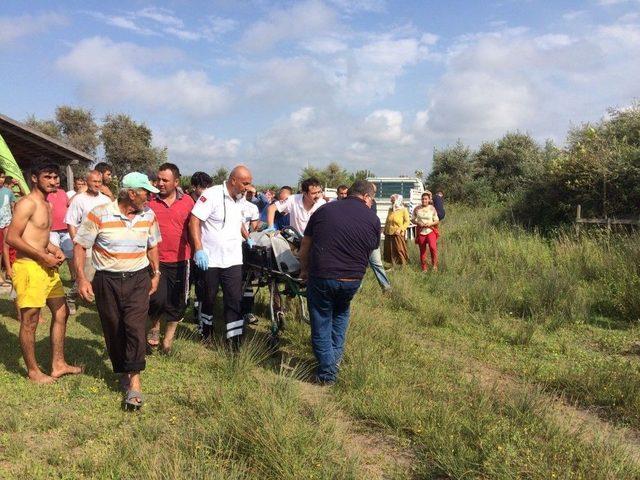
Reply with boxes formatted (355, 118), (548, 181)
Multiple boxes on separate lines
(226, 319), (244, 330)
(226, 328), (243, 339)
(199, 312), (213, 325)
(243, 290), (254, 297)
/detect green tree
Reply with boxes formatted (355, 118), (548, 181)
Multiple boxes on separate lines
(427, 141), (474, 202)
(299, 166), (325, 185)
(100, 114), (166, 179)
(24, 116), (63, 140)
(323, 162), (351, 187)
(350, 169), (375, 182)
(211, 167), (229, 185)
(474, 132), (542, 197)
(55, 106), (100, 156)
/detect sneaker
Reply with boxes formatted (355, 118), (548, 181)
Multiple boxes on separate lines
(67, 297), (77, 315)
(244, 313), (259, 325)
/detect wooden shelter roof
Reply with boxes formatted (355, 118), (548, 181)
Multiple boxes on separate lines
(0, 113), (95, 169)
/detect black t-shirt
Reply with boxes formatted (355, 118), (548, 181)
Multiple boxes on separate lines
(304, 196), (381, 279)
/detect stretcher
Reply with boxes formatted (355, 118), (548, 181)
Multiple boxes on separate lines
(242, 227), (309, 347)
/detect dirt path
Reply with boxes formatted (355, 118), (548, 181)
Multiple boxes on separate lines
(297, 380), (417, 479)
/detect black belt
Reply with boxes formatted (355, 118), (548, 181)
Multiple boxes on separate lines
(96, 268), (149, 278)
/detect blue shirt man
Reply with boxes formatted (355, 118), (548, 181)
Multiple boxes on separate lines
(299, 180), (380, 385)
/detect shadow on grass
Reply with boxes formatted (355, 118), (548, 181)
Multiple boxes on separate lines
(0, 318), (115, 388)
(75, 310), (104, 337)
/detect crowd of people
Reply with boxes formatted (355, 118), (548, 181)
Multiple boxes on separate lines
(1, 160), (444, 410)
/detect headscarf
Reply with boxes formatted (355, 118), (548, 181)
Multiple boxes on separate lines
(392, 194), (404, 211)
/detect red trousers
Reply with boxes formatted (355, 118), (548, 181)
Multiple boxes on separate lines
(416, 232), (438, 271)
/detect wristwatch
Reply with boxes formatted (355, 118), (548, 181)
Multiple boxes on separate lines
(153, 270), (162, 276)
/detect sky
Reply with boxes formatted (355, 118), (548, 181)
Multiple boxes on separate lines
(1, 0), (639, 184)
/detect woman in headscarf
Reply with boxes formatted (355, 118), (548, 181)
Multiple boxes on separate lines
(383, 194), (410, 266)
(413, 191), (439, 271)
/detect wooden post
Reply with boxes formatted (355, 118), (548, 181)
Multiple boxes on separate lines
(575, 204), (581, 235)
(66, 164), (74, 192)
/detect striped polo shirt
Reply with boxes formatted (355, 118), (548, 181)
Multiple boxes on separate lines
(74, 200), (162, 272)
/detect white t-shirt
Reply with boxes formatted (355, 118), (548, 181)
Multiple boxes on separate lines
(66, 190), (77, 200)
(275, 193), (326, 235)
(191, 183), (244, 268)
(64, 192), (111, 229)
(240, 199), (260, 231)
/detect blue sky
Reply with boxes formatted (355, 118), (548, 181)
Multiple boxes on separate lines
(1, 0), (639, 184)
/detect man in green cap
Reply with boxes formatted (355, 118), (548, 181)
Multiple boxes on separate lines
(74, 172), (162, 410)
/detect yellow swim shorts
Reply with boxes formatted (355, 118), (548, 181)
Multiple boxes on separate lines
(12, 258), (65, 309)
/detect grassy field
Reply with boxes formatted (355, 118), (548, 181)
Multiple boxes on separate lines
(1, 205), (640, 479)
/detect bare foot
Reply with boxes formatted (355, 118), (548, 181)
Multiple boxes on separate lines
(51, 363), (84, 378)
(28, 370), (56, 384)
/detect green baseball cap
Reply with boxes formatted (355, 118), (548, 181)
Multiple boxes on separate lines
(121, 172), (159, 193)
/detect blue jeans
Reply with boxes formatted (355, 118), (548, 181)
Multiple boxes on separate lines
(369, 247), (391, 290)
(307, 277), (361, 382)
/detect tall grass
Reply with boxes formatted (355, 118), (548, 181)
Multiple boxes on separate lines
(433, 204), (640, 327)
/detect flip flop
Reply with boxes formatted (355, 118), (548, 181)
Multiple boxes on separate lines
(123, 390), (144, 411)
(146, 329), (160, 348)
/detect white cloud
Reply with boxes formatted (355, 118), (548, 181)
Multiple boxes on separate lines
(327, 0), (387, 13)
(301, 37), (349, 54)
(420, 22), (640, 146)
(245, 106), (426, 183)
(87, 12), (156, 35)
(87, 8), (236, 42)
(0, 12), (68, 44)
(155, 129), (241, 172)
(136, 7), (183, 28)
(56, 37), (230, 117)
(332, 33), (436, 105)
(238, 0), (338, 52)
(358, 110), (414, 145)
(242, 56), (332, 104)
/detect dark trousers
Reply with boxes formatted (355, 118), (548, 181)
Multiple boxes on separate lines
(93, 268), (151, 373)
(199, 265), (244, 342)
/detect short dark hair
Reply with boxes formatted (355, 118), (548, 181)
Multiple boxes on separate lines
(0, 168), (5, 176)
(5, 176), (13, 184)
(159, 162), (180, 179)
(279, 185), (293, 194)
(30, 162), (60, 178)
(347, 180), (375, 198)
(337, 184), (348, 192)
(94, 162), (113, 174)
(191, 171), (213, 189)
(301, 177), (322, 193)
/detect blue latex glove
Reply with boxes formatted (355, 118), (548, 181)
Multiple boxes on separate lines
(262, 225), (277, 234)
(194, 249), (209, 270)
(246, 238), (256, 248)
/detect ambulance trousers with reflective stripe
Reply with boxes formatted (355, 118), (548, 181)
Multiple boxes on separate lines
(198, 265), (244, 346)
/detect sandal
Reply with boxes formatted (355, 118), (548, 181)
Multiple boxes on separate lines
(146, 329), (160, 348)
(123, 390), (144, 411)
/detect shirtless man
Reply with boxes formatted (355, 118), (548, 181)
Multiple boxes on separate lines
(6, 162), (82, 384)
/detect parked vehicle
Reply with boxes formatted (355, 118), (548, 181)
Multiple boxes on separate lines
(367, 177), (424, 228)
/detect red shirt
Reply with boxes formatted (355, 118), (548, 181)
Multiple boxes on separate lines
(148, 191), (195, 263)
(47, 189), (68, 232)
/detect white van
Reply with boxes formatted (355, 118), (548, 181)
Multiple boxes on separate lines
(367, 177), (424, 228)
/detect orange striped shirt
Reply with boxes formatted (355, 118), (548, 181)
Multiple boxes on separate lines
(74, 200), (161, 272)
